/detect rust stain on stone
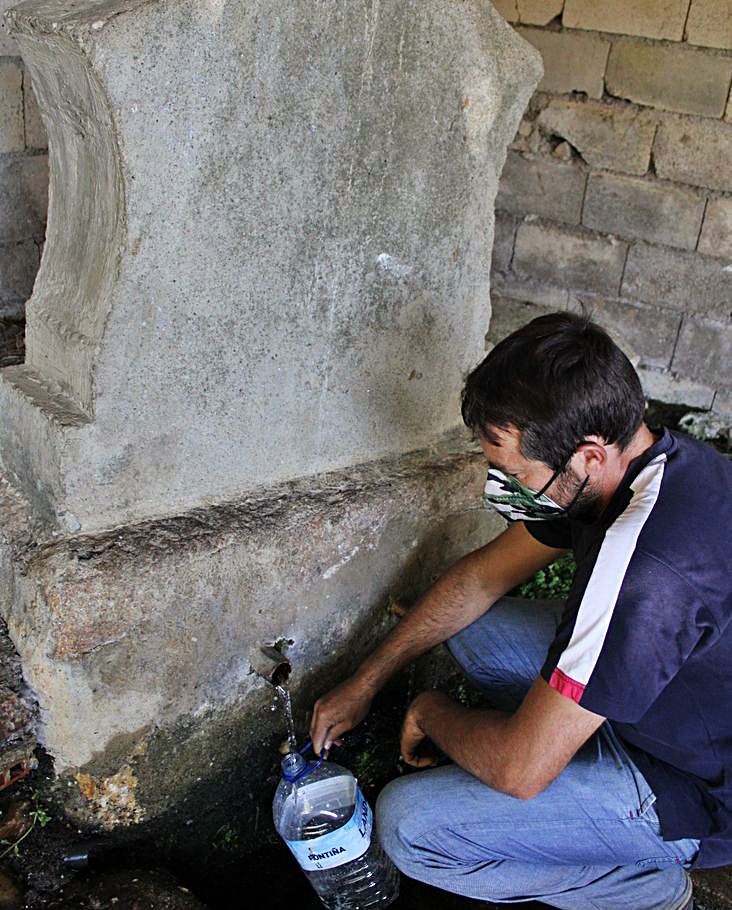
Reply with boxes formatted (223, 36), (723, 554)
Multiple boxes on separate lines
(74, 765), (143, 828)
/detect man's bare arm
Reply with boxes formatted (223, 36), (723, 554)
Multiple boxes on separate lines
(310, 522), (565, 753)
(401, 679), (604, 799)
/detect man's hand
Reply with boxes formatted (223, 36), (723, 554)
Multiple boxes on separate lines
(310, 675), (375, 756)
(400, 690), (453, 769)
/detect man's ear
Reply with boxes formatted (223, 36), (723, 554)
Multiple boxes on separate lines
(574, 438), (608, 475)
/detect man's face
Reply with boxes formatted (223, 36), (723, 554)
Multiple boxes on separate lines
(477, 426), (603, 521)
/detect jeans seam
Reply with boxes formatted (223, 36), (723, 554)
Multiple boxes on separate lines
(409, 814), (681, 854)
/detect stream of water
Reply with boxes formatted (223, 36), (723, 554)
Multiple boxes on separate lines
(275, 683), (297, 752)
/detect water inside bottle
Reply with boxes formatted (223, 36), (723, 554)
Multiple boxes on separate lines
(275, 765), (399, 910)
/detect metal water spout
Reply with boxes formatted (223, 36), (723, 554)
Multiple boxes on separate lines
(250, 645), (291, 687)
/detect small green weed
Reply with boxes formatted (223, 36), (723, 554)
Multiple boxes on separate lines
(0, 790), (52, 860)
(213, 823), (241, 853)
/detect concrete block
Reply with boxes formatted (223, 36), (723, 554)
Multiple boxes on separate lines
(727, 89), (732, 122)
(622, 242), (732, 317)
(569, 297), (681, 370)
(0, 240), (38, 304)
(672, 317), (732, 394)
(606, 40), (732, 118)
(516, 0), (564, 25)
(0, 60), (24, 153)
(0, 155), (48, 243)
(582, 172), (705, 250)
(487, 295), (553, 348)
(517, 27), (610, 99)
(0, 0), (542, 535)
(685, 0), (732, 49)
(538, 98), (656, 176)
(698, 196), (732, 260)
(563, 0), (690, 40)
(513, 220), (627, 295)
(637, 367), (716, 409)
(654, 117), (732, 194)
(492, 0), (519, 21)
(710, 392), (732, 421)
(491, 271), (570, 308)
(496, 151), (586, 223)
(22, 69), (47, 150)
(0, 0), (18, 54)
(491, 210), (518, 272)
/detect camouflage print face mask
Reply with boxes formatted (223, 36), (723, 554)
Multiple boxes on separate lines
(482, 467), (567, 523)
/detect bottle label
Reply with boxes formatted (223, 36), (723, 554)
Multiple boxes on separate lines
(285, 785), (373, 871)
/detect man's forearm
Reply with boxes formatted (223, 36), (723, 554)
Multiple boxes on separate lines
(310, 525), (563, 754)
(352, 524), (563, 694)
(354, 547), (499, 693)
(412, 693), (515, 792)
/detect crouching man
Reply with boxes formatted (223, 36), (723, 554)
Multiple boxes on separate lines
(310, 313), (732, 910)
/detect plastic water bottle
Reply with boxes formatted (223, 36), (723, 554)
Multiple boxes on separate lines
(273, 744), (400, 910)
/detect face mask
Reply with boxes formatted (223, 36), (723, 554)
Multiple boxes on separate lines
(482, 468), (567, 522)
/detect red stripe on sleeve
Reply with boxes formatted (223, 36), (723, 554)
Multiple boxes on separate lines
(549, 667), (586, 704)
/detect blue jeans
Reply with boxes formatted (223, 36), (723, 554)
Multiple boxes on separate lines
(376, 597), (700, 910)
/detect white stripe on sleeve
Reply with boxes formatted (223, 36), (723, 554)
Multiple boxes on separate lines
(556, 454), (667, 687)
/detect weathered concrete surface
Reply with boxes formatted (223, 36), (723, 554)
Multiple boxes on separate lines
(0, 433), (503, 825)
(0, 0), (541, 535)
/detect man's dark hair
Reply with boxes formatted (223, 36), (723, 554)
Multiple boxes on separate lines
(461, 312), (645, 470)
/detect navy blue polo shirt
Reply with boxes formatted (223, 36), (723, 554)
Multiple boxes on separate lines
(527, 428), (732, 869)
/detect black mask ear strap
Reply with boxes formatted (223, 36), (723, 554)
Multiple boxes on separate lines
(537, 441), (589, 498)
(537, 452), (573, 498)
(536, 467), (563, 498)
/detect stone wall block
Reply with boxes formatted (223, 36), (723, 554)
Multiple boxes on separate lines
(491, 272), (570, 309)
(710, 392), (732, 420)
(562, 0), (691, 41)
(582, 172), (706, 250)
(516, 0), (564, 26)
(518, 27), (610, 99)
(654, 117), (732, 193)
(513, 219), (627, 295)
(0, 0), (18, 54)
(622, 242), (732, 316)
(672, 317), (732, 393)
(491, 210), (518, 272)
(23, 70), (47, 150)
(0, 60), (24, 153)
(0, 155), (48, 243)
(491, 0), (519, 22)
(0, 439), (504, 791)
(568, 297), (681, 369)
(0, 239), (38, 305)
(496, 151), (586, 223)
(685, 0), (732, 50)
(538, 98), (656, 176)
(487, 295), (554, 349)
(698, 196), (732, 260)
(637, 368), (716, 409)
(606, 40), (732, 118)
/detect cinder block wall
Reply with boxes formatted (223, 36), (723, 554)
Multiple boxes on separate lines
(0, 2), (47, 368)
(491, 0), (732, 418)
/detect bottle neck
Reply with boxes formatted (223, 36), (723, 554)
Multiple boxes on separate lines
(281, 751), (307, 781)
